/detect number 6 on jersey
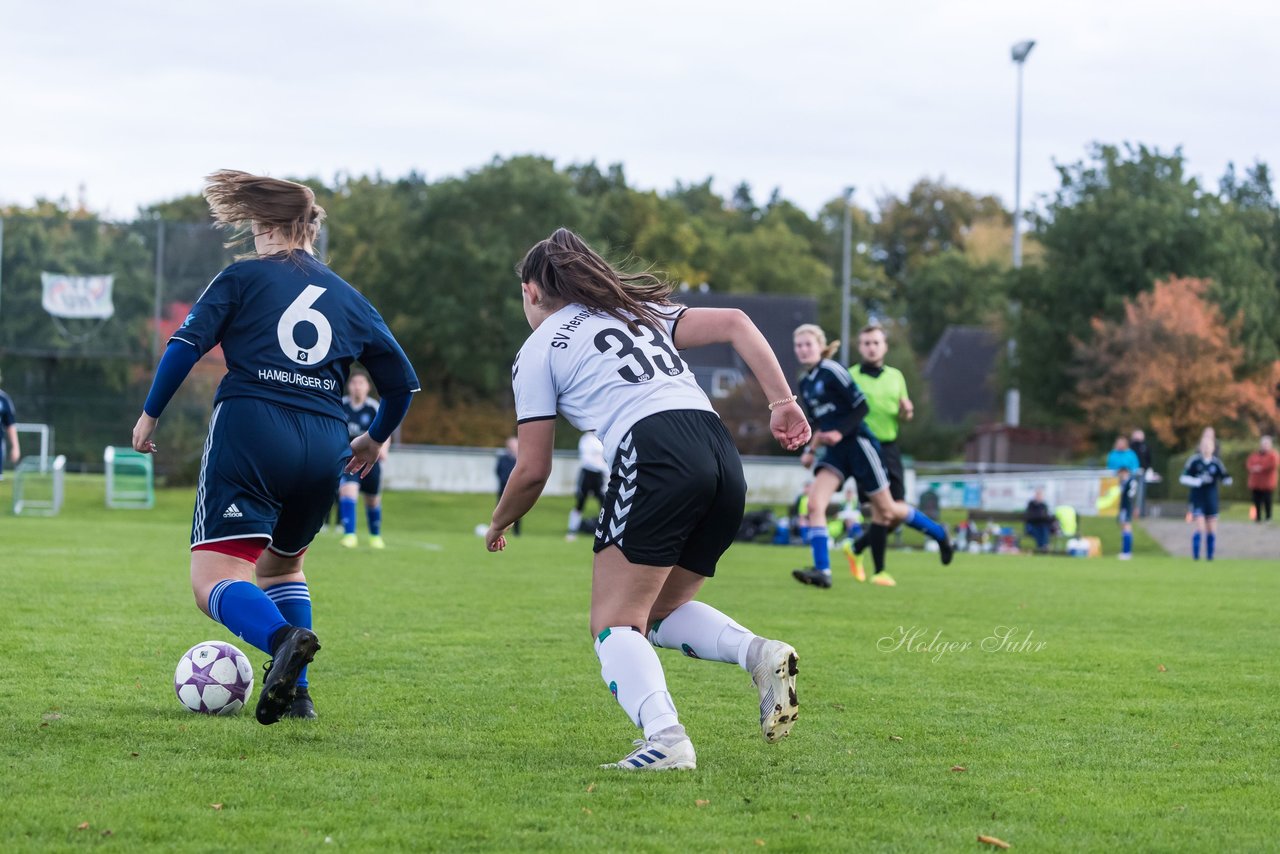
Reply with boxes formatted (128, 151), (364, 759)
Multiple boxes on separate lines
(278, 285), (332, 365)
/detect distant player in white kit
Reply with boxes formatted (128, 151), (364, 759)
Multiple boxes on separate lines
(567, 430), (607, 540)
(486, 228), (810, 771)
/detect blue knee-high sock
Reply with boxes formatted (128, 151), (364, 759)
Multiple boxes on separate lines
(264, 582), (312, 688)
(207, 580), (290, 656)
(1192, 532), (1202, 560)
(904, 507), (947, 543)
(1206, 532), (1215, 561)
(1122, 530), (1133, 555)
(339, 496), (358, 535)
(810, 532), (831, 572)
(366, 505), (382, 536)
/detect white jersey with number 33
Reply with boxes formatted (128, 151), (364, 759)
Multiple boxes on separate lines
(512, 303), (716, 466)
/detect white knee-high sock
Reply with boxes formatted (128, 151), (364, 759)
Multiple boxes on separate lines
(595, 627), (679, 738)
(648, 601), (758, 671)
(568, 509), (582, 533)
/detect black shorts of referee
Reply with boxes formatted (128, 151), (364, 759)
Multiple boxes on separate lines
(857, 440), (905, 503)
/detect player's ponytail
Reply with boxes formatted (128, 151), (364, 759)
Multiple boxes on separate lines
(518, 228), (674, 333)
(204, 170), (326, 255)
(793, 323), (840, 360)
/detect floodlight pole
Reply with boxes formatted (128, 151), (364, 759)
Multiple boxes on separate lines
(1006, 39), (1035, 427)
(152, 219), (166, 363)
(840, 186), (853, 366)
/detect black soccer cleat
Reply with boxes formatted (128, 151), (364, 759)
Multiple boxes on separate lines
(283, 687), (317, 720)
(256, 627), (321, 725)
(791, 567), (833, 589)
(939, 538), (955, 566)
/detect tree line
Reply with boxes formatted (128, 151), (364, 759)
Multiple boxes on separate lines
(2, 144), (1278, 469)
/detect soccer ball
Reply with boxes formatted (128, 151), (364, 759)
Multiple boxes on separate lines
(174, 641), (255, 715)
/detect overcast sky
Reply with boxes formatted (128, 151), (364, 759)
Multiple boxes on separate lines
(3, 0), (1278, 220)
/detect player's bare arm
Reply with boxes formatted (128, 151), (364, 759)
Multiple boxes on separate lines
(133, 412), (158, 454)
(487, 418), (556, 551)
(672, 308), (810, 451)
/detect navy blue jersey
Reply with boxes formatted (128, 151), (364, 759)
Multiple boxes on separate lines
(496, 451), (517, 492)
(798, 359), (870, 438)
(1118, 474), (1138, 514)
(343, 396), (380, 439)
(1181, 454), (1231, 499)
(0, 389), (14, 428)
(172, 252), (419, 423)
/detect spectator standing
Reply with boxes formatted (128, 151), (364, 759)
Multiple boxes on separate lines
(1246, 435), (1279, 523)
(1024, 489), (1054, 552)
(1129, 429), (1153, 472)
(1106, 435), (1140, 474)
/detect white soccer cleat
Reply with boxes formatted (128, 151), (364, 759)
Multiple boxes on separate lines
(601, 735), (697, 771)
(750, 639), (800, 743)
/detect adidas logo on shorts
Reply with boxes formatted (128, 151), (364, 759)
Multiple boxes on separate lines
(222, 503), (244, 518)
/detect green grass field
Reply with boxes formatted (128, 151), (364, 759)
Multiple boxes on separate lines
(2, 477), (1277, 852)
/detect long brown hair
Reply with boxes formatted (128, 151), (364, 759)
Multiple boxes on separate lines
(203, 169), (325, 254)
(517, 228), (674, 332)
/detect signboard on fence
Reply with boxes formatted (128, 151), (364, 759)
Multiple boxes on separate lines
(41, 273), (115, 319)
(916, 471), (1118, 518)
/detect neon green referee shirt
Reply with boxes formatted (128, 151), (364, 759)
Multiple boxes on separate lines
(850, 364), (908, 442)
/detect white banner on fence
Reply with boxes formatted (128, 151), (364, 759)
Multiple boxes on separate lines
(41, 273), (115, 319)
(915, 470), (1120, 518)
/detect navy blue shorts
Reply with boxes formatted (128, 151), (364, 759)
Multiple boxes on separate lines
(192, 397), (351, 556)
(340, 460), (382, 496)
(1190, 488), (1219, 518)
(816, 432), (889, 498)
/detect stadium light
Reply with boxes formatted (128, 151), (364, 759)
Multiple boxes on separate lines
(840, 187), (854, 366)
(1006, 39), (1035, 427)
(1011, 39), (1034, 270)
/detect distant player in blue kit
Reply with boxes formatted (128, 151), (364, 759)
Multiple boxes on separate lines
(1116, 466), (1137, 560)
(339, 372), (388, 549)
(1179, 428), (1232, 560)
(790, 324), (952, 589)
(132, 170), (419, 724)
(0, 374), (19, 479)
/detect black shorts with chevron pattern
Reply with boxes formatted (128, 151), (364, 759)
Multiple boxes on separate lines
(593, 409), (746, 577)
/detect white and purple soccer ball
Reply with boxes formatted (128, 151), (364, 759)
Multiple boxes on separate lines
(174, 641), (255, 715)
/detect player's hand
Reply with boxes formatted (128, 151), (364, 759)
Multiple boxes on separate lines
(8, 445), (18, 464)
(485, 522), (509, 552)
(815, 430), (843, 447)
(769, 401), (810, 451)
(900, 397), (915, 421)
(800, 450), (815, 469)
(346, 433), (385, 478)
(132, 413), (158, 454)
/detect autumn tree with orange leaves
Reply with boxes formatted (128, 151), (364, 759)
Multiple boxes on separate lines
(1074, 277), (1279, 449)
